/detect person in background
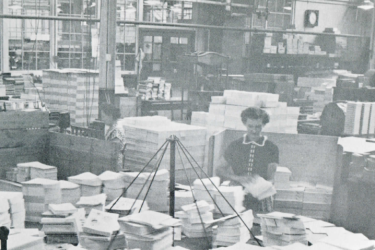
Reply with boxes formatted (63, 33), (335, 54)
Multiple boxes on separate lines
(99, 102), (126, 170)
(216, 107), (279, 213)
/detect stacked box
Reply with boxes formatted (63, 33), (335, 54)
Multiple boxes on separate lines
(22, 178), (61, 222)
(17, 161), (57, 182)
(0, 192), (26, 228)
(274, 167), (292, 189)
(43, 69), (99, 126)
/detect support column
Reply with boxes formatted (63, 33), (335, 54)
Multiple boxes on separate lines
(50, 0), (57, 69)
(1, 0), (10, 72)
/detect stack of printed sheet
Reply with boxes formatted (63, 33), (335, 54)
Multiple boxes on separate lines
(193, 177), (220, 205)
(17, 161), (57, 182)
(59, 180), (81, 204)
(99, 171), (126, 201)
(105, 197), (149, 216)
(68, 172), (102, 196)
(76, 193), (106, 215)
(215, 186), (245, 215)
(0, 191), (25, 228)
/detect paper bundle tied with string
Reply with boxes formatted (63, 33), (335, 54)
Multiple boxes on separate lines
(243, 175), (276, 200)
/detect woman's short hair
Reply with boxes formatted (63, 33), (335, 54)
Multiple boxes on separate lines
(99, 102), (121, 120)
(241, 107), (270, 125)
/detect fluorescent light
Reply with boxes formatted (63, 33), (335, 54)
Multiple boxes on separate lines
(358, 0), (374, 10)
(283, 6), (292, 11)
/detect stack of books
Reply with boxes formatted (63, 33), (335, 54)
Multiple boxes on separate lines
(22, 178), (61, 222)
(17, 161), (57, 182)
(76, 193), (106, 215)
(118, 210), (179, 250)
(99, 171), (126, 201)
(41, 203), (79, 244)
(80, 209), (124, 250)
(211, 210), (254, 247)
(259, 212), (307, 246)
(68, 172), (102, 196)
(59, 180), (81, 204)
(193, 177), (220, 206)
(176, 200), (214, 238)
(274, 167), (292, 189)
(0, 191), (26, 228)
(215, 186), (245, 214)
(105, 197), (149, 216)
(122, 170), (170, 212)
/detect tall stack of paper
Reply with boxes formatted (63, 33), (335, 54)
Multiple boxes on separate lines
(68, 172), (102, 196)
(99, 171), (126, 201)
(119, 210), (179, 250)
(175, 190), (194, 211)
(259, 212), (307, 246)
(368, 103), (375, 135)
(17, 161), (57, 182)
(8, 228), (46, 250)
(274, 185), (305, 215)
(22, 178), (61, 222)
(122, 169), (169, 212)
(302, 185), (333, 221)
(59, 180), (81, 204)
(191, 111), (209, 127)
(0, 191), (26, 228)
(274, 167), (292, 189)
(105, 197), (149, 216)
(215, 186), (245, 214)
(344, 102), (363, 135)
(76, 193), (106, 215)
(361, 103), (372, 135)
(176, 200), (214, 238)
(0, 195), (11, 228)
(212, 210), (253, 247)
(193, 177), (220, 205)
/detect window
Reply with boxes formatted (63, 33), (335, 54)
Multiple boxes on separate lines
(143, 35), (163, 72)
(144, 0), (192, 23)
(252, 0), (291, 29)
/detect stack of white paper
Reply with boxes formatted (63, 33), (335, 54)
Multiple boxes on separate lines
(302, 185), (333, 221)
(344, 102), (363, 135)
(76, 193), (106, 215)
(79, 232), (126, 250)
(0, 191), (26, 228)
(243, 175), (276, 200)
(68, 172), (102, 196)
(119, 210), (179, 250)
(83, 209), (120, 237)
(368, 103), (375, 135)
(22, 178), (61, 222)
(259, 212), (307, 246)
(317, 231), (375, 250)
(8, 228), (46, 250)
(99, 171), (126, 201)
(215, 186), (245, 214)
(191, 111), (209, 127)
(193, 177), (220, 205)
(17, 161), (57, 182)
(0, 195), (11, 228)
(274, 167), (292, 189)
(361, 103), (372, 135)
(274, 185), (305, 215)
(105, 197), (149, 216)
(175, 190), (194, 211)
(212, 210), (253, 247)
(59, 180), (81, 204)
(122, 170), (169, 212)
(176, 200), (214, 238)
(41, 212), (79, 236)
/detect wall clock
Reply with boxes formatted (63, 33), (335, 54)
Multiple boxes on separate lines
(305, 10), (319, 27)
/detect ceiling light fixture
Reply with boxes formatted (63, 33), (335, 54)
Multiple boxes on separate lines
(358, 0), (374, 10)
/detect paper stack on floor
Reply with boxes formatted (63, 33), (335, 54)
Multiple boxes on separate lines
(22, 178), (61, 222)
(175, 190), (194, 211)
(8, 228), (45, 250)
(193, 177), (220, 206)
(0, 195), (11, 228)
(259, 212), (307, 246)
(274, 167), (292, 189)
(215, 186), (245, 214)
(17, 161), (57, 182)
(119, 210), (179, 250)
(68, 172), (102, 196)
(302, 185), (333, 221)
(59, 180), (81, 204)
(317, 231), (375, 250)
(0, 191), (26, 228)
(212, 210), (253, 247)
(105, 197), (149, 216)
(274, 184), (304, 215)
(76, 193), (106, 215)
(176, 200), (214, 238)
(80, 209), (124, 250)
(99, 171), (126, 201)
(122, 170), (169, 212)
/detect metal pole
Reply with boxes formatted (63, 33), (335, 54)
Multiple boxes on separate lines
(168, 135), (176, 218)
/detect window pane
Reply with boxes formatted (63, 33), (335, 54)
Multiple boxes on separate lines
(144, 36), (152, 42)
(154, 36), (163, 43)
(171, 37), (179, 44)
(180, 37), (188, 44)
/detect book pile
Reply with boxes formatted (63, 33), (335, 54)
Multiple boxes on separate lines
(193, 177), (220, 206)
(259, 212), (307, 246)
(215, 186), (245, 214)
(59, 180), (81, 204)
(17, 161), (57, 182)
(302, 185), (333, 221)
(76, 193), (106, 215)
(122, 169), (170, 212)
(68, 172), (102, 196)
(105, 197), (149, 216)
(8, 228), (45, 250)
(176, 200), (214, 238)
(41, 203), (79, 244)
(99, 171), (126, 201)
(118, 210), (179, 250)
(22, 178), (61, 222)
(0, 191), (26, 228)
(274, 167), (292, 189)
(80, 209), (124, 250)
(211, 210), (254, 247)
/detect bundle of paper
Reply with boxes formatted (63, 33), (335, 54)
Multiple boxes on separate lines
(105, 197), (149, 216)
(0, 191), (26, 228)
(41, 214), (78, 235)
(193, 177), (220, 205)
(83, 209), (120, 238)
(17, 161), (57, 182)
(0, 195), (11, 228)
(59, 180), (81, 204)
(76, 193), (106, 215)
(68, 172), (102, 196)
(259, 212), (307, 247)
(8, 228), (45, 250)
(302, 186), (333, 220)
(274, 167), (292, 189)
(243, 175), (276, 200)
(214, 186), (245, 214)
(274, 185), (305, 215)
(344, 102), (362, 135)
(175, 190), (194, 211)
(99, 171), (126, 201)
(22, 178), (61, 222)
(176, 200), (214, 238)
(79, 232), (126, 250)
(212, 210), (253, 247)
(119, 210), (179, 250)
(48, 203), (77, 216)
